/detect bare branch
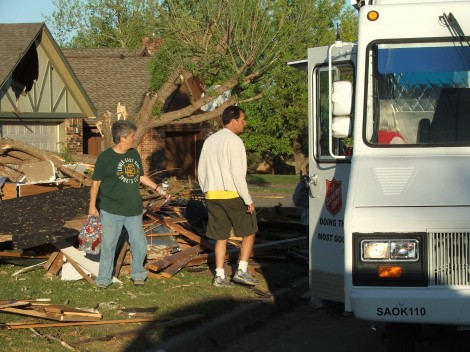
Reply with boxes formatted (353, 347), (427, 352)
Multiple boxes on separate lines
(240, 93), (263, 104)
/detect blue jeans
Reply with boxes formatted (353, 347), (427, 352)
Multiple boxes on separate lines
(96, 210), (147, 286)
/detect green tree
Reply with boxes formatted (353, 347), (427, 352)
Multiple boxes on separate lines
(243, 1), (358, 174)
(47, 0), (357, 165)
(47, 0), (159, 48)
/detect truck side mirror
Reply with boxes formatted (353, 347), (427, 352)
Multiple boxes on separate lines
(332, 116), (352, 138)
(331, 80), (353, 138)
(332, 81), (352, 116)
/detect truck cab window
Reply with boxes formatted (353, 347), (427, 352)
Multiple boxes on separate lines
(366, 42), (470, 146)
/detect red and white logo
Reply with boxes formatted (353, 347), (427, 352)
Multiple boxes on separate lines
(325, 178), (342, 216)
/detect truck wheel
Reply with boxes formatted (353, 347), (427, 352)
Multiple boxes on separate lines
(384, 323), (416, 352)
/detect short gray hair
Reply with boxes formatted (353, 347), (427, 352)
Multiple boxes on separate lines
(112, 120), (137, 144)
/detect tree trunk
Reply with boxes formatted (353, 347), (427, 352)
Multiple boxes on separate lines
(0, 138), (92, 186)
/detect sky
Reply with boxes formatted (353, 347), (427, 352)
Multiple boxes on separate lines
(0, 0), (56, 24)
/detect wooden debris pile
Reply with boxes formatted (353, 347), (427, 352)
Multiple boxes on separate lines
(0, 297), (203, 351)
(0, 177), (306, 284)
(37, 196), (306, 283)
(0, 299), (101, 322)
(139, 196), (307, 279)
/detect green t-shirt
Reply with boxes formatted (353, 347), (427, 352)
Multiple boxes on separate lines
(92, 147), (144, 216)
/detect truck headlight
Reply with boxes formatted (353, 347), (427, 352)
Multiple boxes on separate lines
(391, 241), (417, 260)
(361, 239), (419, 262)
(362, 241), (389, 259)
(354, 233), (426, 287)
(352, 232), (428, 287)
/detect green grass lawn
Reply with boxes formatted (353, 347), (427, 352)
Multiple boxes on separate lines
(247, 174), (299, 195)
(0, 174), (302, 351)
(247, 174), (299, 186)
(0, 258), (306, 352)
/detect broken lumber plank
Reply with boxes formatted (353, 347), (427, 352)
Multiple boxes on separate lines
(146, 210), (214, 249)
(146, 232), (176, 237)
(161, 250), (202, 278)
(113, 241), (129, 277)
(43, 251), (60, 271)
(54, 241), (121, 284)
(11, 261), (47, 277)
(164, 217), (187, 223)
(187, 237), (307, 266)
(0, 300), (31, 309)
(61, 252), (95, 285)
(147, 245), (202, 272)
(30, 304), (101, 319)
(147, 272), (163, 279)
(44, 252), (65, 278)
(0, 235), (12, 243)
(1, 315), (203, 329)
(0, 306), (101, 322)
(163, 221), (214, 249)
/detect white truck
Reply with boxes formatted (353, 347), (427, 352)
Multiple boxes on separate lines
(290, 0), (470, 350)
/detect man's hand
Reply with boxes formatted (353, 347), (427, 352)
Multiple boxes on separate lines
(247, 203), (255, 214)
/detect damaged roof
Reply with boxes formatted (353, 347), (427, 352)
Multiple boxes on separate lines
(62, 48), (151, 119)
(0, 187), (90, 249)
(0, 23), (44, 89)
(0, 23), (97, 119)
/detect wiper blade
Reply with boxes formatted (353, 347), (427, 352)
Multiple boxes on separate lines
(440, 12), (467, 44)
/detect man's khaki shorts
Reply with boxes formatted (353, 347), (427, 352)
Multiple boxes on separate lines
(205, 198), (258, 240)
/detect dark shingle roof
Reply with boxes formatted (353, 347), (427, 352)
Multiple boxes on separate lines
(62, 48), (151, 118)
(0, 23), (44, 88)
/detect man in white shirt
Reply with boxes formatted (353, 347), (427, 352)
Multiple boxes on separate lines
(198, 105), (258, 287)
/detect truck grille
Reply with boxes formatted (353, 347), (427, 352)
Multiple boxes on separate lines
(429, 232), (470, 286)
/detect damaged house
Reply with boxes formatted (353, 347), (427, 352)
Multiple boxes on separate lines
(0, 23), (305, 287)
(0, 23), (96, 198)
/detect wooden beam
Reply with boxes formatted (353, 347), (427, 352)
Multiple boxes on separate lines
(163, 221), (214, 250)
(147, 245), (202, 272)
(113, 241), (129, 277)
(2, 314), (204, 330)
(146, 211), (214, 250)
(54, 241), (121, 284)
(164, 217), (187, 223)
(187, 236), (307, 266)
(43, 251), (60, 271)
(146, 232), (176, 237)
(0, 306), (101, 322)
(0, 300), (31, 309)
(44, 252), (65, 278)
(61, 252), (95, 285)
(161, 249), (201, 278)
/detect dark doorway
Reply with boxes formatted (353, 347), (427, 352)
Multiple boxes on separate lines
(164, 130), (201, 180)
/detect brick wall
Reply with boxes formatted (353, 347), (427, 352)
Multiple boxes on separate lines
(140, 127), (165, 175)
(64, 118), (83, 156)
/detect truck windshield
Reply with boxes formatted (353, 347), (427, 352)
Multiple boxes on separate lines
(365, 42), (470, 146)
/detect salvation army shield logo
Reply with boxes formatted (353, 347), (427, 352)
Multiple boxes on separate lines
(326, 178), (342, 216)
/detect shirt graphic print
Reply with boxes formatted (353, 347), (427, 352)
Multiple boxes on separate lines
(117, 158), (141, 184)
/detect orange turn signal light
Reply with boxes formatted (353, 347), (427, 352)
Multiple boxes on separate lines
(378, 266), (402, 278)
(367, 10), (379, 21)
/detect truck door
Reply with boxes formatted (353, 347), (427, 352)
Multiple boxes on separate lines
(308, 45), (356, 303)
